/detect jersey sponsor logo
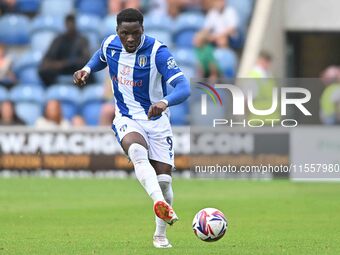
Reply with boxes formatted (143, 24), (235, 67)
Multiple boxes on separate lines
(167, 57), (178, 70)
(112, 75), (143, 87)
(138, 55), (147, 68)
(111, 50), (116, 57)
(120, 65), (131, 76)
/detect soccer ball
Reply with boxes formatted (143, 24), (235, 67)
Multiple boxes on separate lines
(192, 208), (228, 242)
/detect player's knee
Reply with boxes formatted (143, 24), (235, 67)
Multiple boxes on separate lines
(157, 174), (172, 191)
(128, 143), (148, 165)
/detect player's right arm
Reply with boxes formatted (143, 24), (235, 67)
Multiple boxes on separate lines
(73, 38), (108, 86)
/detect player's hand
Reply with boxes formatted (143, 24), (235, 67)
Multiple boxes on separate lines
(73, 70), (89, 87)
(147, 101), (167, 119)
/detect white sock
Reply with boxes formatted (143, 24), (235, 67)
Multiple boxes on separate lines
(128, 143), (164, 202)
(154, 174), (173, 237)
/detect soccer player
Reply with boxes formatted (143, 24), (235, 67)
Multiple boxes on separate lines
(73, 8), (190, 248)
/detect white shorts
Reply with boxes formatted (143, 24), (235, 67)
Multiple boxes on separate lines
(112, 115), (175, 167)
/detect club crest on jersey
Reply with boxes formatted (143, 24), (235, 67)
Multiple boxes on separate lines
(167, 57), (178, 70)
(138, 55), (147, 68)
(120, 124), (127, 132)
(111, 50), (115, 57)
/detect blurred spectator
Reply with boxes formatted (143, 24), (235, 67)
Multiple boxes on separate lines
(72, 115), (86, 127)
(249, 51), (273, 78)
(320, 66), (340, 125)
(38, 14), (90, 85)
(244, 51), (280, 122)
(0, 44), (16, 86)
(148, 0), (168, 15)
(193, 0), (238, 79)
(99, 103), (115, 126)
(194, 40), (219, 81)
(109, 0), (141, 14)
(149, 0), (201, 17)
(201, 0), (213, 11)
(0, 0), (16, 15)
(194, 0), (239, 49)
(167, 0), (196, 17)
(332, 88), (340, 124)
(35, 100), (70, 129)
(0, 100), (24, 125)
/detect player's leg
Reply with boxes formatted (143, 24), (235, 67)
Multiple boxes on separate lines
(146, 136), (178, 226)
(143, 116), (177, 247)
(120, 132), (165, 202)
(151, 160), (175, 248)
(113, 117), (177, 226)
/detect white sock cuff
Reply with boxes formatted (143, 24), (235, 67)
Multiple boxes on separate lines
(157, 174), (172, 183)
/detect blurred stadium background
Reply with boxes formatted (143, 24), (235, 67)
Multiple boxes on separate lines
(0, 0), (339, 178)
(1, 1), (340, 254)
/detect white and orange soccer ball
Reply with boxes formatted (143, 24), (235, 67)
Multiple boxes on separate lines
(192, 208), (228, 242)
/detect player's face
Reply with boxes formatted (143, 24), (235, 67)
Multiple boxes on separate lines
(117, 21), (144, 53)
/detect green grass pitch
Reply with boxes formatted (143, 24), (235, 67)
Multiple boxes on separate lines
(1, 178), (340, 255)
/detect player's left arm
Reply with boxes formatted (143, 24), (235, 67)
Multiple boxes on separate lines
(148, 46), (191, 119)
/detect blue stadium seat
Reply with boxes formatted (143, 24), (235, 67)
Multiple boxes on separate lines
(10, 85), (44, 125)
(170, 102), (189, 125)
(102, 15), (117, 37)
(0, 15), (30, 45)
(46, 84), (81, 120)
(147, 30), (173, 47)
(56, 75), (74, 84)
(81, 84), (105, 126)
(229, 28), (246, 49)
(13, 51), (44, 85)
(40, 0), (74, 17)
(213, 48), (238, 78)
(31, 31), (58, 54)
(144, 13), (173, 31)
(190, 100), (227, 126)
(16, 0), (41, 13)
(228, 0), (254, 28)
(167, 85), (189, 125)
(16, 83), (44, 89)
(180, 66), (196, 81)
(75, 0), (107, 8)
(77, 0), (107, 18)
(31, 15), (64, 33)
(172, 48), (197, 80)
(17, 68), (44, 86)
(173, 12), (205, 48)
(82, 84), (105, 103)
(172, 48), (197, 67)
(30, 15), (64, 54)
(0, 87), (9, 102)
(76, 15), (102, 52)
(94, 69), (108, 83)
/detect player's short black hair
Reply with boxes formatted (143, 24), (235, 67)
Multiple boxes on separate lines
(117, 8), (143, 26)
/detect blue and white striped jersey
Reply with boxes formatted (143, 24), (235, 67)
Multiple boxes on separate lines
(99, 34), (184, 120)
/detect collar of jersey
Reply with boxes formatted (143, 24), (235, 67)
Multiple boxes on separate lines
(122, 34), (145, 54)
